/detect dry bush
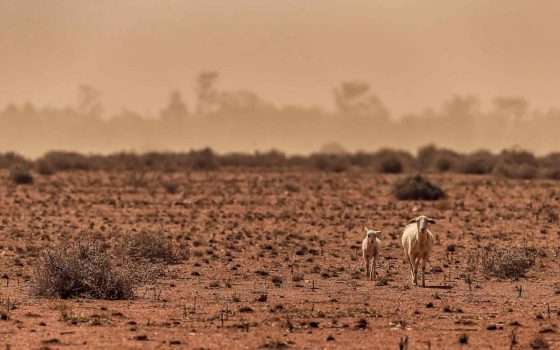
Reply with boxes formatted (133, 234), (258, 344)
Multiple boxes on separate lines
(417, 145), (460, 172)
(377, 154), (403, 174)
(9, 165), (33, 185)
(481, 246), (538, 280)
(190, 148), (219, 170)
(221, 150), (287, 168)
(37, 151), (93, 172)
(392, 175), (446, 200)
(0, 152), (29, 169)
(118, 231), (183, 264)
(538, 153), (560, 180)
(311, 154), (350, 172)
(32, 240), (135, 299)
(36, 159), (55, 176)
(458, 151), (496, 174)
(372, 149), (415, 173)
(493, 149), (538, 179)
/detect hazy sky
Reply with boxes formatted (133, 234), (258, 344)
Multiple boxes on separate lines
(2, 0), (560, 116)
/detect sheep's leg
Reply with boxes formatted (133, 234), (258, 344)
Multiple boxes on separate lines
(405, 250), (415, 284)
(421, 258), (426, 288)
(364, 256), (370, 279)
(413, 257), (420, 286)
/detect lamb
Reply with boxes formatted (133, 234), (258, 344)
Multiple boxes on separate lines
(362, 227), (382, 280)
(401, 215), (435, 287)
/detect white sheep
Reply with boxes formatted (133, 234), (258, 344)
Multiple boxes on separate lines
(401, 215), (435, 287)
(362, 227), (382, 280)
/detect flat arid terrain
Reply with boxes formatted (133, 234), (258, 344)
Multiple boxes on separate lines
(1, 169), (560, 349)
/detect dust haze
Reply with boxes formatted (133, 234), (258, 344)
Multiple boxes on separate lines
(3, 1), (560, 157)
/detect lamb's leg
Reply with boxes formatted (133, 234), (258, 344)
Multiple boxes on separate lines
(364, 256), (370, 279)
(372, 255), (377, 281)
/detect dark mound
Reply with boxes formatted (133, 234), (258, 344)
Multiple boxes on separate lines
(392, 175), (446, 200)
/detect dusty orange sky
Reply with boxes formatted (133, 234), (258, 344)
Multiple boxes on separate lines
(2, 0), (560, 116)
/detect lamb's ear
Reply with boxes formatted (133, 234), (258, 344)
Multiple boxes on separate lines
(364, 226), (369, 232)
(408, 217), (419, 224)
(427, 218), (436, 224)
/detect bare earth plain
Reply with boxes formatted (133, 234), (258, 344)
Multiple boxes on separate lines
(1, 169), (560, 349)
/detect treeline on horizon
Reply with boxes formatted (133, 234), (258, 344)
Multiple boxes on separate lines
(3, 145), (560, 181)
(3, 71), (560, 157)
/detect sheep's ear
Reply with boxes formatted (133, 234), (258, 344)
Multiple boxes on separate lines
(364, 226), (369, 232)
(408, 217), (418, 224)
(427, 218), (436, 224)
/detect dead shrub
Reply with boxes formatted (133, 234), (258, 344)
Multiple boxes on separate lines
(32, 240), (135, 299)
(392, 175), (446, 200)
(481, 246), (538, 280)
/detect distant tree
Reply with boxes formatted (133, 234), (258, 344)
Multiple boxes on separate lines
(217, 90), (272, 114)
(161, 90), (188, 123)
(319, 142), (348, 155)
(333, 81), (389, 119)
(195, 71), (220, 115)
(77, 85), (103, 118)
(493, 97), (529, 122)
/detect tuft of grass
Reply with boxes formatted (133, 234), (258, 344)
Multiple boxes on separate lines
(392, 175), (446, 200)
(32, 240), (135, 299)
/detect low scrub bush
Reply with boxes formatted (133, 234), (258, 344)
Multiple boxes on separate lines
(311, 154), (350, 172)
(378, 156), (403, 174)
(458, 151), (496, 174)
(37, 151), (92, 172)
(493, 149), (538, 179)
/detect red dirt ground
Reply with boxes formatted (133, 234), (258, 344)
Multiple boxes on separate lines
(1, 170), (560, 349)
